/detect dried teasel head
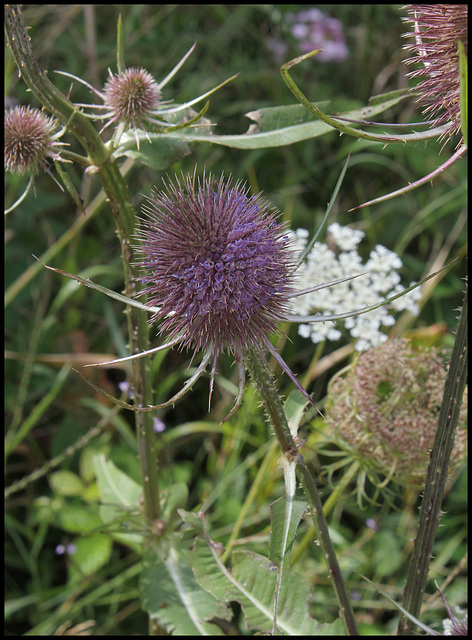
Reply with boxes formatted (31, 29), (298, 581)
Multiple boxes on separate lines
(403, 4), (468, 145)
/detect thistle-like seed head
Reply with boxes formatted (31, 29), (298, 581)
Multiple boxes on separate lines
(136, 173), (295, 359)
(325, 339), (467, 486)
(103, 67), (161, 126)
(403, 4), (468, 144)
(4, 105), (59, 175)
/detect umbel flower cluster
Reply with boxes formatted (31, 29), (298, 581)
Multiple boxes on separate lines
(290, 223), (422, 351)
(403, 4), (468, 145)
(324, 338), (467, 486)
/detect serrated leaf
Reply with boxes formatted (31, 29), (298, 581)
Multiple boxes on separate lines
(140, 540), (230, 635)
(187, 515), (345, 635)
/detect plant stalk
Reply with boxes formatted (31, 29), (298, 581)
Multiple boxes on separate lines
(397, 287), (468, 634)
(5, 4), (161, 524)
(245, 346), (359, 636)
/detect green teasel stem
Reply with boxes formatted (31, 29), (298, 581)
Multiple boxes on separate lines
(245, 346), (359, 636)
(397, 287), (467, 635)
(5, 5), (161, 524)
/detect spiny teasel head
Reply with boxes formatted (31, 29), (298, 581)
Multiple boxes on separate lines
(103, 67), (161, 129)
(136, 173), (296, 415)
(402, 4), (468, 145)
(4, 105), (62, 175)
(325, 338), (467, 487)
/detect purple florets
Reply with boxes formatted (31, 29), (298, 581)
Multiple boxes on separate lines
(137, 173), (295, 359)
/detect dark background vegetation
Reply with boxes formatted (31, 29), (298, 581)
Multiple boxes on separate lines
(5, 5), (467, 635)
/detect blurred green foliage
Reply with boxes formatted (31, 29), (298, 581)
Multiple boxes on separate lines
(5, 4), (466, 635)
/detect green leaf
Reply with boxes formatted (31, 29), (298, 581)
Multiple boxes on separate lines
(68, 533), (113, 583)
(284, 389), (310, 439)
(245, 101), (331, 131)
(138, 91), (436, 150)
(140, 539), (230, 635)
(117, 136), (191, 170)
(49, 469), (85, 497)
(186, 512), (345, 635)
(56, 503), (103, 534)
(94, 454), (144, 547)
(269, 495), (307, 569)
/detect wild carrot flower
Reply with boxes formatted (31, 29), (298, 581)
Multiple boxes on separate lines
(4, 105), (64, 175)
(324, 338), (467, 487)
(403, 4), (468, 145)
(290, 224), (422, 351)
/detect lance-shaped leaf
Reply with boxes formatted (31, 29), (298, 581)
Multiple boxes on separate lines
(117, 90), (427, 151)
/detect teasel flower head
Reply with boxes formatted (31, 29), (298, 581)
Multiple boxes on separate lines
(102, 67), (161, 132)
(58, 44), (236, 150)
(324, 338), (467, 490)
(87, 175), (428, 421)
(402, 4), (468, 145)
(136, 172), (297, 418)
(4, 105), (64, 175)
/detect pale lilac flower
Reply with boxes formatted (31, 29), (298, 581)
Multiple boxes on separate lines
(287, 8), (349, 62)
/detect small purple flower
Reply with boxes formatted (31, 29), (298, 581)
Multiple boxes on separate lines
(55, 542), (77, 556)
(136, 173), (296, 418)
(153, 417), (166, 433)
(287, 8), (349, 62)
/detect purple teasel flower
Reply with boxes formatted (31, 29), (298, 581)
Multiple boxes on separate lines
(88, 172), (424, 421)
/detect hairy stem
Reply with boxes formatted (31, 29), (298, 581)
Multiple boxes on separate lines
(245, 346), (359, 636)
(397, 287), (467, 635)
(5, 4), (160, 523)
